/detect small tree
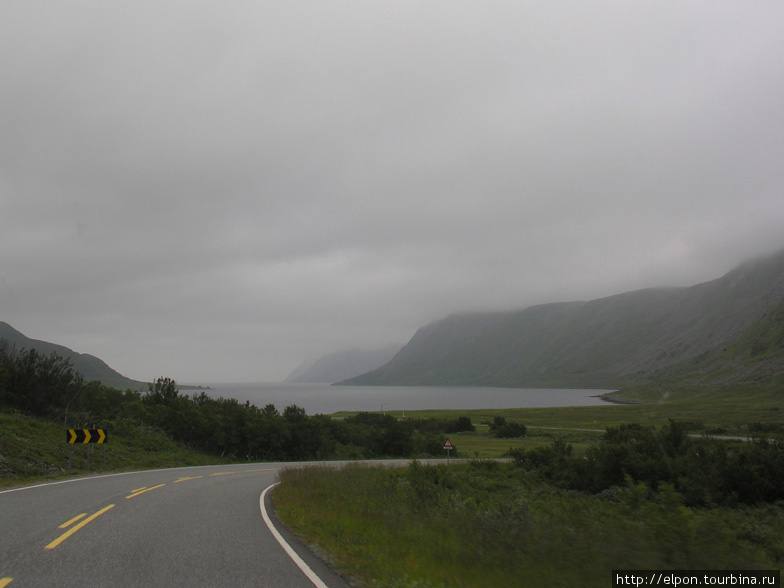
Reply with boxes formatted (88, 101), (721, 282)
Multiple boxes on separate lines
(283, 404), (307, 422)
(491, 416), (507, 430)
(146, 377), (179, 404)
(4, 348), (83, 417)
(451, 416), (475, 433)
(261, 403), (280, 418)
(493, 421), (527, 438)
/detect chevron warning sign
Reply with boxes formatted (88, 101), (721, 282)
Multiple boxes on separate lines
(66, 429), (107, 444)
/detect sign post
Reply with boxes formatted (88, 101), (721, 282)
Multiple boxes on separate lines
(66, 429), (108, 470)
(443, 438), (453, 465)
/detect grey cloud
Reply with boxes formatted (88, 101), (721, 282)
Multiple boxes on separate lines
(2, 1), (783, 381)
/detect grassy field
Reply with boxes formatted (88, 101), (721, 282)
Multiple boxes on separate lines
(336, 380), (784, 437)
(435, 425), (605, 459)
(329, 382), (784, 461)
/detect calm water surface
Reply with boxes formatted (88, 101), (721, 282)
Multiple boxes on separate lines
(195, 382), (613, 415)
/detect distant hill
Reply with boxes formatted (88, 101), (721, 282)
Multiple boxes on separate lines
(0, 322), (146, 390)
(340, 250), (784, 389)
(286, 345), (401, 384)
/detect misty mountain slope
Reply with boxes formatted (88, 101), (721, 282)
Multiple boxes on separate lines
(0, 322), (144, 390)
(341, 250), (784, 388)
(285, 345), (400, 383)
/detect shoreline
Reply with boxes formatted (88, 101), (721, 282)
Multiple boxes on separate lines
(597, 392), (648, 405)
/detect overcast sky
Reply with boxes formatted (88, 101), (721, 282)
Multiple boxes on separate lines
(2, 1), (783, 383)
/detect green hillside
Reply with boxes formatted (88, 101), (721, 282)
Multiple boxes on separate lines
(0, 411), (227, 487)
(0, 322), (145, 390)
(342, 250), (784, 388)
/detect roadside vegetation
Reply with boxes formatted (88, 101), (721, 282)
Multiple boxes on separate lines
(0, 411), (228, 488)
(274, 428), (784, 588)
(274, 389), (784, 587)
(0, 343), (471, 485)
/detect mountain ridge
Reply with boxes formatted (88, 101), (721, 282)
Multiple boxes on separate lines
(0, 322), (146, 390)
(340, 249), (784, 388)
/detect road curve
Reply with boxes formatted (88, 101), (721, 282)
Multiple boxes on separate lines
(0, 463), (352, 588)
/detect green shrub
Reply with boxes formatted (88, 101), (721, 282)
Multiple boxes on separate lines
(511, 422), (784, 507)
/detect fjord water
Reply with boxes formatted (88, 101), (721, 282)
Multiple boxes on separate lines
(197, 383), (612, 414)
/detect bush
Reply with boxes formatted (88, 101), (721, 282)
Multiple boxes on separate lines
(447, 416), (475, 433)
(511, 422), (784, 507)
(493, 422), (527, 438)
(490, 416), (527, 438)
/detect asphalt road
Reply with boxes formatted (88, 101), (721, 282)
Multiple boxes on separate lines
(0, 463), (353, 588)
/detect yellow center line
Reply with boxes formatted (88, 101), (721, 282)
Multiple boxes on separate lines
(131, 486), (147, 493)
(59, 513), (87, 529)
(45, 505), (115, 550)
(173, 476), (204, 483)
(0, 578), (13, 587)
(125, 484), (165, 499)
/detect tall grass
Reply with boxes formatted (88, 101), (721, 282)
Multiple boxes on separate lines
(274, 462), (784, 588)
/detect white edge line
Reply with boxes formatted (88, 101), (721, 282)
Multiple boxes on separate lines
(260, 482), (330, 588)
